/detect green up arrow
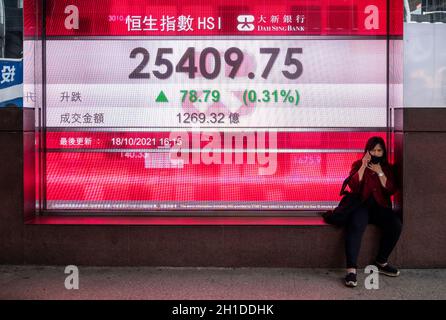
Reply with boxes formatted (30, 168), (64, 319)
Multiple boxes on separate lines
(155, 91), (169, 103)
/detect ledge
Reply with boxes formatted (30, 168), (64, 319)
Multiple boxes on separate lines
(25, 216), (328, 226)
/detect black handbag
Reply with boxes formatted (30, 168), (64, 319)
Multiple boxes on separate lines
(322, 169), (364, 226)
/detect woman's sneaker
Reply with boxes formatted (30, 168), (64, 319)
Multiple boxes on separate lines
(375, 262), (400, 277)
(344, 272), (357, 287)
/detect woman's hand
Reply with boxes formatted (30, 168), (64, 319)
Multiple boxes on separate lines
(361, 152), (371, 168)
(367, 163), (384, 175)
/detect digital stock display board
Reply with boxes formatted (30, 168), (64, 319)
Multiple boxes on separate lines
(24, 0), (402, 212)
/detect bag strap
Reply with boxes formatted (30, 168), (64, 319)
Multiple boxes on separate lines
(339, 165), (361, 196)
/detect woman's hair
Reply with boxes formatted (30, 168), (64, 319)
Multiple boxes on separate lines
(364, 136), (388, 165)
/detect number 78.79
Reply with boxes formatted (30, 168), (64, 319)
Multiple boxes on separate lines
(129, 47), (303, 80)
(180, 90), (220, 103)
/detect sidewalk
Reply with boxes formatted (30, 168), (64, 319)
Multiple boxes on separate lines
(1, 265), (445, 300)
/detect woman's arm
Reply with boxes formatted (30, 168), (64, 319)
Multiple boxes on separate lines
(378, 171), (387, 188)
(347, 160), (365, 193)
(357, 163), (367, 182)
(358, 152), (371, 182)
(382, 165), (397, 194)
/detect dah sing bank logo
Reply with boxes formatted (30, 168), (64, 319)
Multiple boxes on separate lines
(237, 15), (255, 31)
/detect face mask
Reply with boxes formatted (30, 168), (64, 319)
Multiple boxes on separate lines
(369, 153), (384, 164)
